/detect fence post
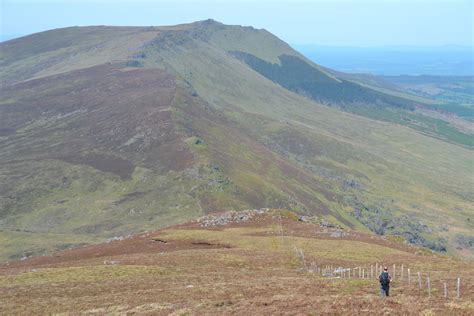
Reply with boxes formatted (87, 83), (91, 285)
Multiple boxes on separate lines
(376, 263), (379, 276)
(444, 282), (447, 298)
(408, 268), (411, 286)
(418, 272), (422, 289)
(300, 248), (307, 271)
(393, 264), (396, 281)
(457, 278), (460, 299)
(371, 265), (374, 279)
(401, 264), (404, 281)
(427, 276), (431, 298)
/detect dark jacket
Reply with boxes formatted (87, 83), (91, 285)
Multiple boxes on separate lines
(379, 272), (392, 287)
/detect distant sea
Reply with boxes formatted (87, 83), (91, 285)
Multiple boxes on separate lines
(294, 45), (474, 76)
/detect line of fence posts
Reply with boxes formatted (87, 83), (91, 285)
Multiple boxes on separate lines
(306, 261), (461, 300)
(283, 220), (465, 301)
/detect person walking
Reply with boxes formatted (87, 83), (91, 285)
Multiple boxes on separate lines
(379, 266), (392, 297)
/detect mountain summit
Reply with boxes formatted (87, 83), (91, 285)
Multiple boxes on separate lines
(0, 21), (472, 261)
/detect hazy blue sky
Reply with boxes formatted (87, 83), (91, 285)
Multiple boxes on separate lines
(1, 0), (472, 46)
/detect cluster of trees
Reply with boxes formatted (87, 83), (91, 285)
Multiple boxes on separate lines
(231, 51), (416, 110)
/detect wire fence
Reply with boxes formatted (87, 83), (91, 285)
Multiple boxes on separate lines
(277, 211), (471, 300)
(291, 244), (472, 300)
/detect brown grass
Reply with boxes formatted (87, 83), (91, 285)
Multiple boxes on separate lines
(1, 210), (472, 315)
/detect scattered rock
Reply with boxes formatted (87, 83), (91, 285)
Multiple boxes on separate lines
(455, 234), (474, 249)
(197, 209), (269, 227)
(343, 179), (363, 190)
(107, 236), (124, 242)
(320, 219), (336, 228)
(298, 215), (315, 223)
(131, 52), (147, 58)
(104, 260), (120, 265)
(126, 60), (143, 67)
(330, 231), (347, 238)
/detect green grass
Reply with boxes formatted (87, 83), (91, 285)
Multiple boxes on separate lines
(349, 107), (474, 148)
(161, 223), (409, 263)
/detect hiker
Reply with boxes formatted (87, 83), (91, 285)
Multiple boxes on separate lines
(379, 266), (392, 297)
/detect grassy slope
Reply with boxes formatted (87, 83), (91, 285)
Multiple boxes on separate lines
(145, 22), (473, 255)
(0, 21), (473, 261)
(228, 50), (473, 149)
(1, 210), (473, 314)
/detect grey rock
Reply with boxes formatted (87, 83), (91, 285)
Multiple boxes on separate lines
(126, 60), (143, 67)
(197, 209), (269, 227)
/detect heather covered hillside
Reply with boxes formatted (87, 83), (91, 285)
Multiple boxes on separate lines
(0, 20), (473, 262)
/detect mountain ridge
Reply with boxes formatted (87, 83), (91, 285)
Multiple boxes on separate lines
(0, 20), (472, 261)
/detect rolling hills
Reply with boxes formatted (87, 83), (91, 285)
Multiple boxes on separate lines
(0, 20), (473, 262)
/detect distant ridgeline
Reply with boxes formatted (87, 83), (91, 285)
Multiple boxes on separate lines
(230, 51), (416, 110)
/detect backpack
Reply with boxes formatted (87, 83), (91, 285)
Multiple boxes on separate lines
(380, 272), (390, 286)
